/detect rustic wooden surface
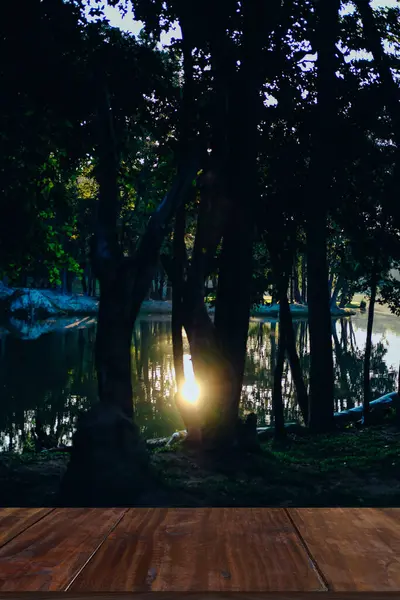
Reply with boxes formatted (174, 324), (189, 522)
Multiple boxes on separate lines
(1, 595), (400, 600)
(287, 508), (400, 592)
(69, 508), (324, 592)
(0, 508), (127, 592)
(0, 508), (53, 550)
(0, 508), (399, 594)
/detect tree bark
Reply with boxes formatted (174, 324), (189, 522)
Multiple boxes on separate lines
(306, 0), (340, 433)
(363, 270), (377, 424)
(92, 78), (199, 420)
(213, 1), (264, 441)
(279, 293), (309, 424)
(172, 205), (186, 394)
(301, 253), (307, 303)
(272, 320), (286, 439)
(293, 256), (302, 303)
(396, 362), (400, 426)
(330, 274), (344, 309)
(339, 280), (350, 308)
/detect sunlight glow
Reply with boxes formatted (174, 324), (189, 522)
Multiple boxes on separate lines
(181, 378), (201, 404)
(180, 355), (201, 404)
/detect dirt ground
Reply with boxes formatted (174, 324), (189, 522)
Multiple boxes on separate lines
(1, 418), (400, 507)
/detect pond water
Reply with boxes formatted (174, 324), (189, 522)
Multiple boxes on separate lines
(0, 310), (399, 452)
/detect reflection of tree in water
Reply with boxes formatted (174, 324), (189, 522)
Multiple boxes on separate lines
(0, 320), (184, 452)
(241, 318), (397, 426)
(0, 316), (398, 451)
(131, 320), (184, 440)
(0, 327), (97, 452)
(242, 321), (303, 426)
(332, 319), (396, 411)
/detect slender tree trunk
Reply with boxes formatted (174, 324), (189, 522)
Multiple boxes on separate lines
(279, 294), (309, 424)
(81, 273), (87, 295)
(301, 254), (307, 303)
(272, 320), (286, 439)
(339, 280), (349, 308)
(330, 274), (344, 309)
(293, 256), (302, 303)
(332, 321), (351, 401)
(172, 205), (186, 394)
(363, 271), (377, 424)
(289, 270), (294, 304)
(306, 0), (340, 433)
(396, 362), (400, 426)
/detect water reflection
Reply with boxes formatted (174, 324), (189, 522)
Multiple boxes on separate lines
(0, 312), (399, 451)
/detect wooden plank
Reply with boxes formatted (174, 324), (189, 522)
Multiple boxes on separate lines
(2, 595), (400, 600)
(70, 508), (325, 592)
(288, 508), (400, 591)
(0, 508), (127, 591)
(0, 508), (54, 550)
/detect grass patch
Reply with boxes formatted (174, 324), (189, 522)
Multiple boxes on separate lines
(1, 421), (400, 507)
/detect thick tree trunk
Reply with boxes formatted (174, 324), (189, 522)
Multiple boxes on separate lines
(59, 67), (199, 505)
(306, 0), (340, 433)
(363, 271), (377, 424)
(307, 212), (335, 432)
(213, 1), (263, 443)
(95, 270), (134, 417)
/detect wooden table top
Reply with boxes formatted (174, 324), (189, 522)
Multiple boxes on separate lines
(0, 508), (399, 597)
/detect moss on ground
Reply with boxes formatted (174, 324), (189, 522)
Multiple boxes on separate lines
(1, 419), (400, 506)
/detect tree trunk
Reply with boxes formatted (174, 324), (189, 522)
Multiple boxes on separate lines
(172, 205), (186, 395)
(81, 273), (87, 295)
(293, 256), (302, 304)
(213, 1), (263, 444)
(59, 67), (199, 505)
(332, 320), (351, 402)
(339, 280), (349, 308)
(306, 0), (340, 433)
(301, 254), (307, 303)
(272, 320), (286, 439)
(330, 274), (344, 309)
(396, 362), (400, 426)
(95, 270), (135, 417)
(279, 293), (309, 424)
(363, 271), (377, 424)
(289, 269), (294, 304)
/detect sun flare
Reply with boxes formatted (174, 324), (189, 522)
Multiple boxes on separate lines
(180, 355), (200, 404)
(181, 378), (200, 404)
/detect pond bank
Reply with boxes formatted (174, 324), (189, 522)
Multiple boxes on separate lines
(0, 284), (356, 320)
(1, 417), (399, 507)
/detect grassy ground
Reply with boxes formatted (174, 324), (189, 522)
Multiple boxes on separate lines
(1, 417), (400, 507)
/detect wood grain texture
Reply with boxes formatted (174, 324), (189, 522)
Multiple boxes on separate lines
(69, 508), (325, 592)
(0, 508), (127, 592)
(0, 508), (54, 550)
(1, 594), (400, 600)
(288, 508), (400, 591)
